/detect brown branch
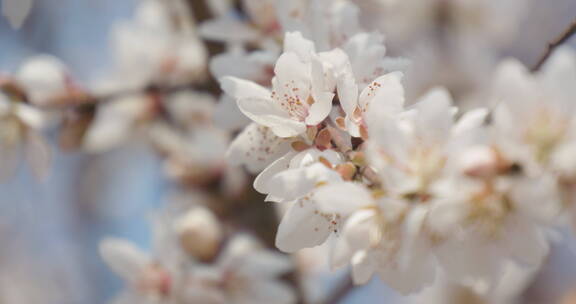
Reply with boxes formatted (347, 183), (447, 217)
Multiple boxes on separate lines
(531, 18), (576, 72)
(30, 82), (207, 111)
(324, 274), (355, 304)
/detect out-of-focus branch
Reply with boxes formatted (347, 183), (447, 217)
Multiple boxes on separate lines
(28, 82), (207, 110)
(324, 274), (355, 304)
(532, 18), (576, 72)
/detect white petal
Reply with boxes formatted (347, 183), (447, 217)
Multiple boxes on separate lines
(333, 209), (378, 269)
(305, 91), (333, 125)
(237, 97), (306, 137)
(253, 151), (295, 195)
(342, 32), (386, 86)
(315, 182), (374, 215)
(427, 199), (468, 237)
(378, 256), (435, 295)
(219, 234), (261, 266)
(452, 108), (488, 137)
(227, 123), (292, 173)
(289, 148), (343, 168)
(492, 59), (537, 114)
(351, 251), (376, 284)
(398, 207), (426, 263)
(83, 95), (146, 152)
(220, 76), (271, 100)
(273, 52), (312, 101)
(15, 55), (67, 105)
(510, 175), (560, 223)
(436, 236), (502, 283)
(99, 237), (150, 283)
(502, 215), (548, 266)
(283, 31), (316, 61)
(14, 103), (47, 129)
(306, 56), (334, 125)
(413, 87), (454, 143)
(362, 72), (405, 131)
(539, 47), (576, 112)
(276, 199), (331, 252)
(336, 69), (358, 116)
(267, 163), (341, 202)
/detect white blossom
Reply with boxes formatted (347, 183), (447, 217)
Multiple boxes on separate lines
(221, 32), (335, 138)
(14, 55), (70, 106)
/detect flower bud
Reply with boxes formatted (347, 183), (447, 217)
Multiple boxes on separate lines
(174, 206), (223, 261)
(15, 55), (69, 106)
(314, 128), (332, 150)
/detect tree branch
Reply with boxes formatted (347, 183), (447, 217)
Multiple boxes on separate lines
(27, 82), (208, 111)
(531, 18), (576, 72)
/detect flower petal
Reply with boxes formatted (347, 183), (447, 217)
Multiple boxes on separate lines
(267, 163), (341, 202)
(253, 151), (295, 195)
(276, 198), (332, 252)
(99, 237), (150, 283)
(227, 123), (292, 173)
(220, 76), (271, 100)
(362, 72), (405, 131)
(413, 87), (454, 144)
(283, 32), (316, 62)
(237, 97), (306, 137)
(336, 68), (358, 116)
(315, 182), (374, 215)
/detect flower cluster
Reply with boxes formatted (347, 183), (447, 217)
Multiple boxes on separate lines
(100, 201), (295, 304)
(223, 24), (576, 296)
(1, 0), (575, 302)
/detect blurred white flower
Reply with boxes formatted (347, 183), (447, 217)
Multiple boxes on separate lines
(95, 0), (207, 94)
(0, 92), (50, 180)
(14, 55), (71, 106)
(100, 238), (173, 303)
(173, 205), (223, 261)
(492, 48), (576, 169)
(190, 234), (296, 304)
(82, 94), (150, 152)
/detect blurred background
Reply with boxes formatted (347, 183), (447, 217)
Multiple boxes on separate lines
(0, 0), (576, 303)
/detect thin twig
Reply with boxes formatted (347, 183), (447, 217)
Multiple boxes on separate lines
(324, 274), (355, 304)
(531, 18), (576, 72)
